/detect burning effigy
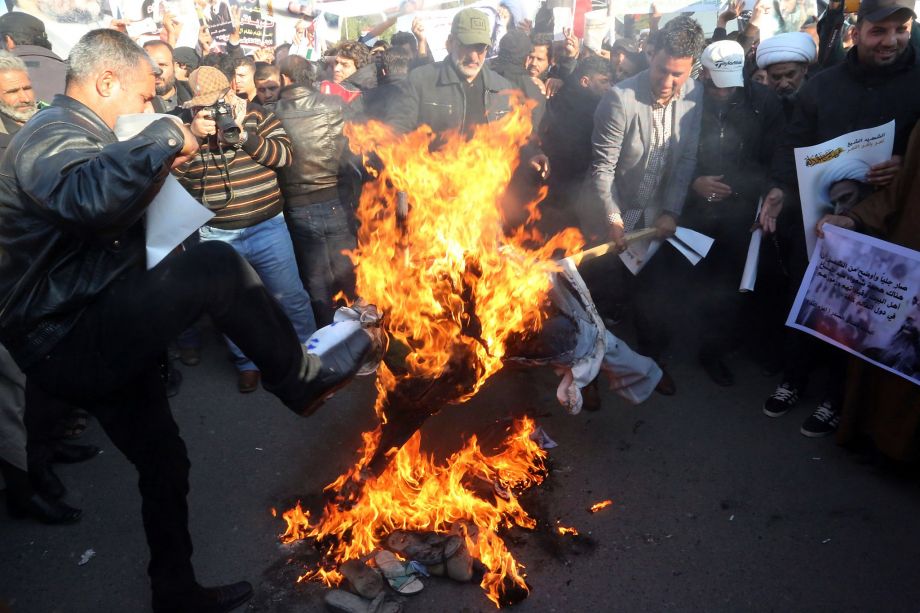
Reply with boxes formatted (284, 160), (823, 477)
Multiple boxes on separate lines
(276, 99), (657, 609)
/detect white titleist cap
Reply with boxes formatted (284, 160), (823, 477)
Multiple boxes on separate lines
(701, 40), (745, 89)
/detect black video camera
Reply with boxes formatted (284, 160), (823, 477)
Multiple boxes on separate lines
(207, 98), (241, 145)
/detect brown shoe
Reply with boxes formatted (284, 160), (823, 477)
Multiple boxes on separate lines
(238, 370), (260, 393)
(654, 368), (676, 396)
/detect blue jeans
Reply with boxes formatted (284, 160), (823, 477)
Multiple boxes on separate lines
(199, 214), (316, 372)
(284, 198), (357, 327)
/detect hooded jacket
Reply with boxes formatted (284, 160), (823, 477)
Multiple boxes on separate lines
(490, 29), (546, 128)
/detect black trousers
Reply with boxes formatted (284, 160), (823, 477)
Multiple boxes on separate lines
(580, 241), (684, 361)
(683, 200), (756, 357)
(24, 241), (310, 597)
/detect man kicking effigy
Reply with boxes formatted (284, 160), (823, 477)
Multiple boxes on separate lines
(0, 29), (371, 613)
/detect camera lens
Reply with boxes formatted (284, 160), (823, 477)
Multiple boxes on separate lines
(215, 113), (240, 145)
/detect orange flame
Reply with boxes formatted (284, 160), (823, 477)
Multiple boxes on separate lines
(281, 99), (583, 607)
(556, 525), (579, 536)
(588, 500), (614, 513)
(343, 98), (582, 413)
(280, 417), (546, 606)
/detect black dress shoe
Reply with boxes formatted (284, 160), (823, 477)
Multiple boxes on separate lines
(165, 366), (183, 398)
(654, 368), (677, 396)
(8, 493), (82, 524)
(30, 465), (66, 500)
(700, 353), (734, 387)
(298, 330), (373, 417)
(153, 581), (253, 613)
(52, 442), (102, 464)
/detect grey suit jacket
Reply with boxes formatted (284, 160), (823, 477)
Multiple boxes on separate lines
(589, 70), (703, 226)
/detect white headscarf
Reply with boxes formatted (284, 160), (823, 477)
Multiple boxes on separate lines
(756, 32), (817, 69)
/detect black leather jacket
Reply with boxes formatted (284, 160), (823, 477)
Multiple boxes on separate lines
(0, 95), (185, 368)
(272, 84), (348, 205)
(384, 60), (515, 135)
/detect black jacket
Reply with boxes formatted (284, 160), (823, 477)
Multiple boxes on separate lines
(363, 73), (406, 122)
(489, 57), (546, 129)
(689, 81), (784, 211)
(539, 81), (602, 188)
(151, 80), (193, 115)
(772, 45), (920, 192)
(0, 95), (184, 368)
(13, 45), (65, 105)
(384, 60), (516, 135)
(272, 84), (348, 205)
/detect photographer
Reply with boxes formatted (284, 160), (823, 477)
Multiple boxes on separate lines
(173, 66), (317, 394)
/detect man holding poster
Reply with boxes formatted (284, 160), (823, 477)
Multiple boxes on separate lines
(816, 123), (920, 464)
(763, 0), (920, 236)
(758, 0), (920, 434)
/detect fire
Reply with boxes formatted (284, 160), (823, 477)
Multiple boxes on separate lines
(343, 97), (582, 412)
(280, 98), (584, 606)
(556, 525), (579, 536)
(280, 417), (547, 606)
(588, 500), (614, 514)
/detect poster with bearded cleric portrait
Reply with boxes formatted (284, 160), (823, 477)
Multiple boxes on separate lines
(794, 121), (894, 260)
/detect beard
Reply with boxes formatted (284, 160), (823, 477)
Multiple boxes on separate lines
(450, 55), (482, 80)
(0, 99), (37, 123)
(37, 0), (101, 23)
(155, 76), (176, 97)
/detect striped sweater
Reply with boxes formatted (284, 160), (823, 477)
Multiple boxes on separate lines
(174, 103), (292, 230)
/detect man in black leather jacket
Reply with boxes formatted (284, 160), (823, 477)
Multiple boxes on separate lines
(0, 29), (370, 613)
(384, 8), (525, 139)
(274, 54), (358, 327)
(384, 7), (550, 232)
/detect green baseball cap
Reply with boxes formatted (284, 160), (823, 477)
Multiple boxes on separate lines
(451, 8), (492, 46)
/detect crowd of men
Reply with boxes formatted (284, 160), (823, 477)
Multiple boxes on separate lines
(1, 0), (920, 610)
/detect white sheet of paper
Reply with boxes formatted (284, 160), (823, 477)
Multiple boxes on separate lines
(667, 235), (703, 265)
(553, 7), (573, 41)
(126, 17), (159, 38)
(740, 229), (763, 292)
(619, 226), (714, 275)
(583, 9), (611, 52)
(113, 114), (215, 269)
(671, 226), (714, 259)
(620, 238), (662, 275)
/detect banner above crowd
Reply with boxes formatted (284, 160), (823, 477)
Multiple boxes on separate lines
(0, 0), (516, 59)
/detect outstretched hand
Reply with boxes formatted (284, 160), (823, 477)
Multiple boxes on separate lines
(758, 187), (784, 234)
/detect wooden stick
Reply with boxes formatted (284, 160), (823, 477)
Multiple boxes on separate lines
(566, 228), (659, 266)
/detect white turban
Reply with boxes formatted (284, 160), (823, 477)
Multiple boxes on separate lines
(820, 158), (872, 202)
(756, 32), (817, 69)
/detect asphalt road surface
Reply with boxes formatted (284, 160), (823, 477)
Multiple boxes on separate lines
(2, 325), (920, 613)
